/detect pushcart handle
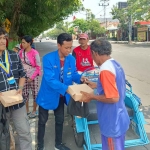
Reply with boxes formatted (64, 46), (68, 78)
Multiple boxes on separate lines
(81, 66), (99, 76)
(125, 80), (132, 93)
(81, 68), (133, 93)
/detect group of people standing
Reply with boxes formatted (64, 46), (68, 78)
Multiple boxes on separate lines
(0, 26), (130, 150)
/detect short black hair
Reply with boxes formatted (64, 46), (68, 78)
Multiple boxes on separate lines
(57, 33), (72, 45)
(22, 35), (33, 45)
(90, 38), (112, 55)
(0, 27), (6, 36)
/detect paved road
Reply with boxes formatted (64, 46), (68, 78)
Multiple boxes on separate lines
(28, 40), (150, 150)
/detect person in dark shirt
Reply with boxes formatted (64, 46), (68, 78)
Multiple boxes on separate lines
(0, 28), (32, 150)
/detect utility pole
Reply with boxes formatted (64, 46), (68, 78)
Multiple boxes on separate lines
(99, 0), (109, 39)
(85, 9), (92, 21)
(128, 15), (132, 44)
(127, 1), (132, 44)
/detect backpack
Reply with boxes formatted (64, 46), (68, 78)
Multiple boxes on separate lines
(0, 104), (10, 150)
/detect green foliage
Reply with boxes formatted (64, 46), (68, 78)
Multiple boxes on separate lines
(47, 28), (64, 39)
(67, 27), (76, 35)
(47, 18), (105, 39)
(72, 19), (89, 33)
(88, 19), (105, 34)
(47, 21), (70, 38)
(72, 18), (105, 35)
(128, 0), (150, 20)
(111, 6), (128, 31)
(0, 0), (82, 38)
(111, 0), (150, 28)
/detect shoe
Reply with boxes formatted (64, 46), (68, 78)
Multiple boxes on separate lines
(36, 110), (39, 116)
(27, 112), (31, 116)
(37, 147), (45, 150)
(55, 143), (70, 150)
(29, 112), (37, 118)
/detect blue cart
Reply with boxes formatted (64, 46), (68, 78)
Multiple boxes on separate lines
(73, 67), (149, 150)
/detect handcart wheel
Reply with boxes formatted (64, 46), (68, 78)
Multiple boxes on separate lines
(73, 120), (84, 147)
(72, 67), (99, 148)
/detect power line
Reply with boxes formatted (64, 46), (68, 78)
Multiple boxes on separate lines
(99, 0), (110, 38)
(95, 9), (104, 16)
(95, 6), (111, 16)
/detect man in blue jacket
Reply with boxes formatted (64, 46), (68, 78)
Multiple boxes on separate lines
(36, 33), (85, 150)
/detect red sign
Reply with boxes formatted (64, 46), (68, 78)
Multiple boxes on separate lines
(135, 21), (150, 25)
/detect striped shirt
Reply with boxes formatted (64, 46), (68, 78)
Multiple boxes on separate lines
(0, 50), (26, 112)
(60, 60), (64, 82)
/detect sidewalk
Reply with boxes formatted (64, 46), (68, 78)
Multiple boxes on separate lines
(109, 41), (150, 45)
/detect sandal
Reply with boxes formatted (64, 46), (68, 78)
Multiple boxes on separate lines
(29, 112), (37, 118)
(27, 112), (31, 116)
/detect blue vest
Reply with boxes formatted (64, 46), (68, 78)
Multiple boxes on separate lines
(97, 59), (130, 137)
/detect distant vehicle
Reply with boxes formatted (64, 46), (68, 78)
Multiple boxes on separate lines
(46, 37), (49, 40)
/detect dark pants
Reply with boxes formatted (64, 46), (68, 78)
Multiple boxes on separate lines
(37, 97), (65, 148)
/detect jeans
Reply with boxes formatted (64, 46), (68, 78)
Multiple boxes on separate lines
(37, 97), (65, 148)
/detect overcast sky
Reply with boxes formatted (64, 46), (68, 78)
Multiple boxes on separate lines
(66, 0), (127, 21)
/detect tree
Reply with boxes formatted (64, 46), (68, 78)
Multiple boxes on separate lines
(111, 5), (128, 31)
(111, 0), (150, 23)
(46, 21), (71, 38)
(72, 19), (89, 33)
(0, 0), (82, 39)
(47, 28), (64, 39)
(55, 21), (69, 32)
(89, 19), (105, 35)
(128, 0), (150, 20)
(67, 27), (75, 35)
(47, 11), (105, 39)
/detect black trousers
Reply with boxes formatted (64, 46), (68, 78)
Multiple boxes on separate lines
(37, 97), (65, 148)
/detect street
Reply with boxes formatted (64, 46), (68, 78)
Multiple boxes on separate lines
(29, 40), (150, 150)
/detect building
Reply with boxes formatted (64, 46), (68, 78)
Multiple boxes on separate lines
(134, 21), (150, 41)
(96, 18), (119, 39)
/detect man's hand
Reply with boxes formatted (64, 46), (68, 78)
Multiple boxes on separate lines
(85, 81), (97, 89)
(79, 91), (94, 103)
(27, 78), (33, 83)
(80, 76), (88, 83)
(16, 89), (22, 95)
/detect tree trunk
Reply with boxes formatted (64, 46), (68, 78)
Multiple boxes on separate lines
(9, 0), (23, 40)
